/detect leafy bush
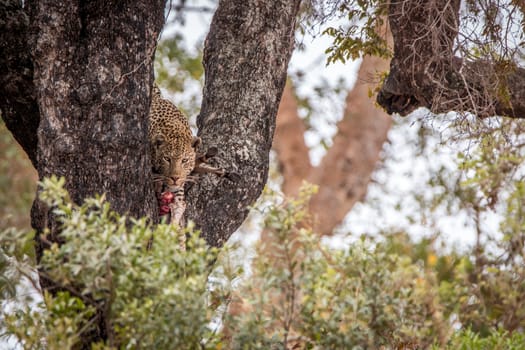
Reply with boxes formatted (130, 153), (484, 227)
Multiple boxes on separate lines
(438, 329), (525, 350)
(227, 187), (447, 349)
(2, 179), (525, 349)
(1, 176), (226, 349)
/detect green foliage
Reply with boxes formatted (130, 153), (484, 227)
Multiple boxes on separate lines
(317, 0), (391, 64)
(391, 117), (525, 336)
(450, 120), (525, 333)
(1, 176), (226, 349)
(4, 292), (95, 350)
(438, 328), (525, 349)
(227, 187), (448, 349)
(225, 167), (525, 349)
(458, 127), (523, 209)
(2, 177), (525, 349)
(0, 227), (34, 302)
(298, 248), (443, 349)
(318, 0), (523, 70)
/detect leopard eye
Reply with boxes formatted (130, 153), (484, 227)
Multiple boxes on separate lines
(181, 158), (189, 164)
(163, 156), (171, 164)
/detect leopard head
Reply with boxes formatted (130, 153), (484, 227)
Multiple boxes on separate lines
(150, 132), (200, 186)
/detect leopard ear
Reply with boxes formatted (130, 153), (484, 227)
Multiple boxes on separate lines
(153, 134), (165, 147)
(152, 83), (162, 97)
(192, 136), (202, 148)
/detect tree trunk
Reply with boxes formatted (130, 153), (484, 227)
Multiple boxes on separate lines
(186, 0), (302, 247)
(0, 0), (39, 167)
(28, 0), (163, 259)
(308, 51), (392, 235)
(273, 23), (393, 235)
(273, 82), (312, 197)
(2, 0), (164, 346)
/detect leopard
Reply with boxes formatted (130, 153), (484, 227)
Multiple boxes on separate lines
(148, 84), (199, 188)
(148, 83), (236, 227)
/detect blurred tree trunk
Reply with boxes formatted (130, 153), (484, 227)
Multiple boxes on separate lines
(273, 25), (393, 235)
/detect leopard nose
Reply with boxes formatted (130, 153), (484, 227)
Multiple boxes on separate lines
(171, 176), (184, 187)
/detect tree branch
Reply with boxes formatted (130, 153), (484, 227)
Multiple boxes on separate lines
(172, 5), (215, 13)
(186, 0), (302, 247)
(309, 52), (392, 235)
(377, 0), (525, 118)
(272, 22), (393, 235)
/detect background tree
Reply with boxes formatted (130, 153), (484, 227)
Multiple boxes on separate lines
(273, 22), (392, 235)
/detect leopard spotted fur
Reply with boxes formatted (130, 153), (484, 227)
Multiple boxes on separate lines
(149, 84), (197, 187)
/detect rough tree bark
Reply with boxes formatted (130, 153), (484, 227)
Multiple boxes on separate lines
(29, 0), (164, 253)
(377, 0), (525, 118)
(1, 0), (164, 245)
(0, 0), (39, 167)
(186, 0), (302, 247)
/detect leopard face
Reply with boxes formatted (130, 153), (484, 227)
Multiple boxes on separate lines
(149, 85), (197, 186)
